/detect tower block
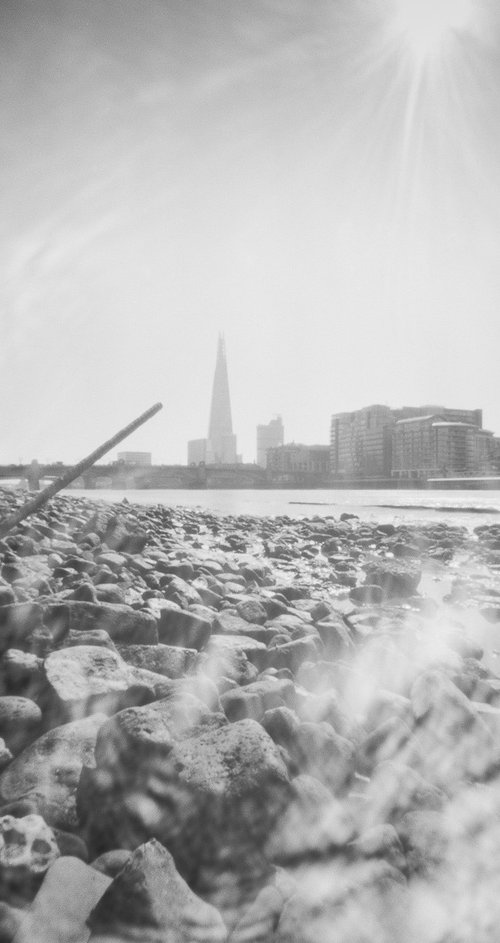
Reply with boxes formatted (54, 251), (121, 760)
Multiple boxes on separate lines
(206, 335), (237, 464)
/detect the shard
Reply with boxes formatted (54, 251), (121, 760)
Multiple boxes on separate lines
(206, 335), (237, 464)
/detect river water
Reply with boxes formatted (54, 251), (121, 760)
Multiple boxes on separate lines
(63, 487), (500, 531)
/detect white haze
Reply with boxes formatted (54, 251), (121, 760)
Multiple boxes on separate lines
(1, 0), (500, 464)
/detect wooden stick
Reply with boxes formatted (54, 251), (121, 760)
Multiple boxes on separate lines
(0, 402), (163, 538)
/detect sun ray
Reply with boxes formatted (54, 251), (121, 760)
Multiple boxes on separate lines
(391, 0), (476, 62)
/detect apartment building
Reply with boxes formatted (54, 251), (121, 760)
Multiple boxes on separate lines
(331, 404), (492, 480)
(392, 416), (493, 479)
(330, 405), (394, 478)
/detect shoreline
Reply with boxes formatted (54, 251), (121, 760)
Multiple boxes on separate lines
(0, 487), (500, 938)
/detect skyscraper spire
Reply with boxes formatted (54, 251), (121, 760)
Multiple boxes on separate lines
(207, 334), (237, 464)
(186, 334), (238, 465)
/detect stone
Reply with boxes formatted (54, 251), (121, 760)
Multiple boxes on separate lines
(314, 617), (354, 658)
(276, 860), (407, 942)
(116, 643), (197, 679)
(0, 814), (59, 902)
(0, 741), (12, 774)
(397, 810), (448, 875)
(94, 584), (126, 605)
(157, 560), (195, 580)
(52, 828), (88, 862)
(0, 698), (42, 755)
(90, 849), (133, 879)
(349, 584), (384, 605)
(266, 774), (354, 864)
(221, 678), (295, 724)
(262, 707), (301, 752)
(350, 824), (406, 872)
(43, 646), (154, 721)
(42, 601), (158, 645)
(0, 902), (22, 941)
(12, 856), (111, 943)
(161, 576), (202, 608)
(95, 551), (127, 572)
(291, 722), (355, 792)
(268, 637), (320, 674)
(0, 588), (15, 608)
(81, 719), (290, 883)
(87, 839), (227, 942)
(355, 717), (413, 777)
(363, 761), (446, 829)
(0, 605), (42, 655)
(0, 714), (106, 832)
(213, 610), (258, 636)
(62, 629), (118, 651)
(2, 651), (44, 700)
(228, 870), (295, 942)
(235, 598), (268, 625)
(363, 560), (422, 599)
(156, 607), (212, 651)
(205, 634), (267, 673)
(220, 687), (263, 723)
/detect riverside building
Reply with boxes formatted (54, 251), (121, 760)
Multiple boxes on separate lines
(330, 404), (494, 481)
(266, 444), (330, 484)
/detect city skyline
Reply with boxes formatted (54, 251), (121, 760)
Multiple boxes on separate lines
(1, 1), (499, 466)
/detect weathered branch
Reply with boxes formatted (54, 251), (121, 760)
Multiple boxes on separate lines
(0, 402), (163, 538)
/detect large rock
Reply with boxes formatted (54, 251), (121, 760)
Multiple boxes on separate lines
(213, 610), (260, 636)
(0, 697), (42, 755)
(92, 693), (217, 771)
(268, 638), (320, 674)
(87, 839), (227, 942)
(42, 601), (158, 645)
(0, 814), (59, 902)
(117, 643), (197, 679)
(0, 604), (43, 655)
(266, 774), (354, 864)
(362, 761), (446, 829)
(161, 576), (203, 608)
(13, 855), (111, 943)
(221, 678), (296, 723)
(80, 719), (290, 883)
(156, 607), (212, 651)
(205, 634), (268, 671)
(43, 646), (154, 720)
(2, 650), (44, 700)
(236, 598), (268, 625)
(276, 859), (408, 942)
(363, 560), (422, 599)
(0, 714), (105, 831)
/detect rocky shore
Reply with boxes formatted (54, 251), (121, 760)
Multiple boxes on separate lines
(0, 488), (500, 941)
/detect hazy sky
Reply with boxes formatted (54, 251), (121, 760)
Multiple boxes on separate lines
(2, 0), (500, 465)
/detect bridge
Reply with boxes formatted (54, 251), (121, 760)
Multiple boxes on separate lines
(0, 462), (269, 490)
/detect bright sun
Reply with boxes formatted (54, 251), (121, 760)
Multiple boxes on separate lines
(393, 0), (475, 61)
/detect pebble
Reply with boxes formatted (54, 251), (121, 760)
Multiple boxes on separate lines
(0, 487), (498, 939)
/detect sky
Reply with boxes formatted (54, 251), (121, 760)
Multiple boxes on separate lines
(1, 0), (500, 465)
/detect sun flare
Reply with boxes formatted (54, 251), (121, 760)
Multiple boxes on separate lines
(392, 0), (476, 61)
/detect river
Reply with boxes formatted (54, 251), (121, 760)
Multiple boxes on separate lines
(62, 487), (500, 531)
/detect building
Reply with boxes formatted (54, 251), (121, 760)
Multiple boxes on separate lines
(392, 416), (494, 480)
(266, 444), (330, 483)
(331, 404), (491, 481)
(256, 416), (284, 467)
(187, 334), (238, 465)
(117, 452), (152, 466)
(330, 405), (394, 479)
